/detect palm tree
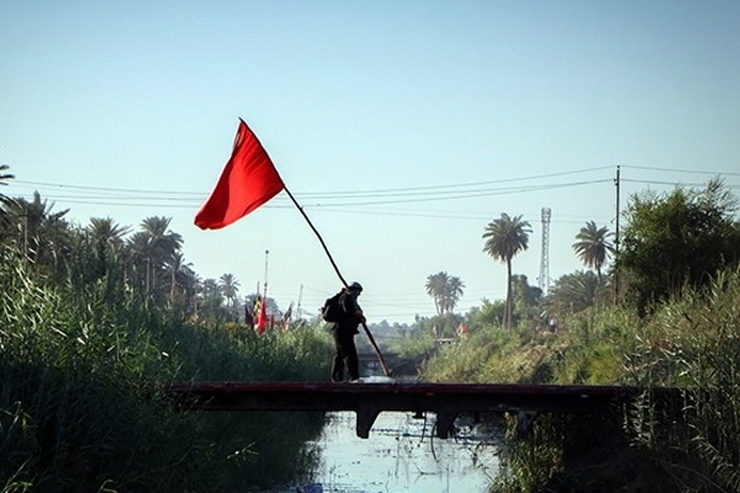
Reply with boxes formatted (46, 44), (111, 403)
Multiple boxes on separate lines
(572, 221), (613, 283)
(8, 192), (70, 272)
(166, 252), (192, 303)
(87, 217), (130, 279)
(219, 273), (241, 309)
(139, 216), (183, 296)
(440, 275), (465, 314)
(425, 271), (450, 315)
(0, 164), (15, 234)
(199, 278), (224, 319)
(547, 270), (600, 316)
(482, 213), (532, 329)
(425, 272), (466, 315)
(126, 231), (152, 292)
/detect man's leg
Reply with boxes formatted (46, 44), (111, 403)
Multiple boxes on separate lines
(342, 333), (360, 381)
(331, 331), (345, 382)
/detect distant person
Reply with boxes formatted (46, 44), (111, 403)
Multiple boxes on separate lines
(326, 282), (365, 383)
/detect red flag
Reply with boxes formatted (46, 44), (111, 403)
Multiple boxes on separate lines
(256, 298), (267, 334)
(195, 119), (284, 230)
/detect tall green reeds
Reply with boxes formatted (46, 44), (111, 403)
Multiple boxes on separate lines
(420, 266), (740, 492)
(624, 267), (740, 492)
(0, 247), (334, 492)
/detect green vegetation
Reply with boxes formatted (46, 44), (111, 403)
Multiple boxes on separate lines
(0, 165), (334, 492)
(619, 178), (740, 316)
(3, 161), (740, 492)
(419, 180), (740, 492)
(0, 250), (333, 492)
(420, 269), (740, 492)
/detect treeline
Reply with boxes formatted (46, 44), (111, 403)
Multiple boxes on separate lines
(0, 189), (261, 324)
(419, 180), (740, 492)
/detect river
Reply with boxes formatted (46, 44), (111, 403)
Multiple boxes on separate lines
(301, 408), (501, 493)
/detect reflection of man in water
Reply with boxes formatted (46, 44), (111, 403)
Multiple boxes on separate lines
(330, 282), (365, 383)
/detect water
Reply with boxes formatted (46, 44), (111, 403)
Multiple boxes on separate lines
(306, 409), (501, 493)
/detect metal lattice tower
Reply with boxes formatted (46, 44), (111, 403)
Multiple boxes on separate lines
(539, 207), (551, 295)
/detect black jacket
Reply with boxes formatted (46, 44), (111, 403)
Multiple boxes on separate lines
(333, 292), (363, 334)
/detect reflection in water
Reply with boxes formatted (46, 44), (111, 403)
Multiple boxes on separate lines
(309, 410), (500, 493)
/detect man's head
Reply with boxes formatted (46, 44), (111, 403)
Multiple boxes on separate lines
(348, 281), (363, 296)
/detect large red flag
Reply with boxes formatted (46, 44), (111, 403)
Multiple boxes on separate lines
(195, 119), (284, 230)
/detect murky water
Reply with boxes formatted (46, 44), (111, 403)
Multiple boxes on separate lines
(306, 410), (501, 493)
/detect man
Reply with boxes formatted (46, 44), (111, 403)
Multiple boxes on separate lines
(330, 281), (365, 383)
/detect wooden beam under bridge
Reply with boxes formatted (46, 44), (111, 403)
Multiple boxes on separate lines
(165, 381), (683, 439)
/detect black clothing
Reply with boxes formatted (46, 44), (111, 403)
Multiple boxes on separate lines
(330, 291), (363, 382)
(331, 327), (359, 382)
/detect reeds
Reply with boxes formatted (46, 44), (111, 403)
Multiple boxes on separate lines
(0, 248), (334, 492)
(419, 266), (740, 492)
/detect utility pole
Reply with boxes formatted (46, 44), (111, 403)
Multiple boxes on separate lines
(614, 165), (620, 303)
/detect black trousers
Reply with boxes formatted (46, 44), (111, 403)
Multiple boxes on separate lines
(331, 327), (359, 382)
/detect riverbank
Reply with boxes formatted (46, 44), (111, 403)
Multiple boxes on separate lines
(418, 268), (740, 492)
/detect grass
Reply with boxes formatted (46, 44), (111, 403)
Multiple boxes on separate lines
(0, 253), (335, 492)
(418, 267), (740, 493)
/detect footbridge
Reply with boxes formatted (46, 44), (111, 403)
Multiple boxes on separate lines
(165, 380), (682, 439)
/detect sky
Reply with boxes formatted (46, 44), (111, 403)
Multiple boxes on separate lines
(2, 1), (739, 324)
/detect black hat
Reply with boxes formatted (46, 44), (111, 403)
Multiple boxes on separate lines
(348, 281), (363, 292)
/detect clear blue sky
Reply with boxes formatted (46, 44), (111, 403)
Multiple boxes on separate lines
(2, 1), (739, 324)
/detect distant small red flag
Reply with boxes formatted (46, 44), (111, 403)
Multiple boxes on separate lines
(256, 299), (267, 334)
(195, 119), (284, 230)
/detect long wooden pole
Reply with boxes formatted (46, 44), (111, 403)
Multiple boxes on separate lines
(281, 185), (391, 376)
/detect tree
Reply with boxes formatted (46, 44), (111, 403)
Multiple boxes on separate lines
(139, 216), (183, 297)
(0, 164), (15, 233)
(511, 274), (543, 328)
(619, 179), (740, 315)
(7, 192), (71, 274)
(87, 217), (130, 280)
(425, 271), (465, 315)
(546, 270), (602, 317)
(199, 278), (225, 319)
(473, 298), (506, 328)
(219, 273), (241, 309)
(441, 275), (465, 314)
(482, 213), (532, 329)
(425, 272), (448, 315)
(572, 221), (613, 283)
(166, 252), (193, 306)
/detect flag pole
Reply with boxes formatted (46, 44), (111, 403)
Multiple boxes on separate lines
(281, 184), (391, 377)
(263, 249), (269, 329)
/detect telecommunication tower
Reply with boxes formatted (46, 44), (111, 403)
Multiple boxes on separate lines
(539, 207), (551, 295)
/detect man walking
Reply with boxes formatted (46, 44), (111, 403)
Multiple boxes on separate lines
(330, 282), (365, 382)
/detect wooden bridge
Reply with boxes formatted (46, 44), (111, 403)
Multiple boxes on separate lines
(165, 380), (683, 439)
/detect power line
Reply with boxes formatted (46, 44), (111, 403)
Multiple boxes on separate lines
(621, 165), (740, 177)
(622, 179), (740, 189)
(12, 177), (614, 208)
(13, 166), (613, 203)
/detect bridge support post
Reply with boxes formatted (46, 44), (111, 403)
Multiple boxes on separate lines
(356, 406), (382, 439)
(516, 411), (538, 438)
(435, 411), (458, 438)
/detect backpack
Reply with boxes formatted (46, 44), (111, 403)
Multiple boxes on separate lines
(321, 292), (344, 322)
